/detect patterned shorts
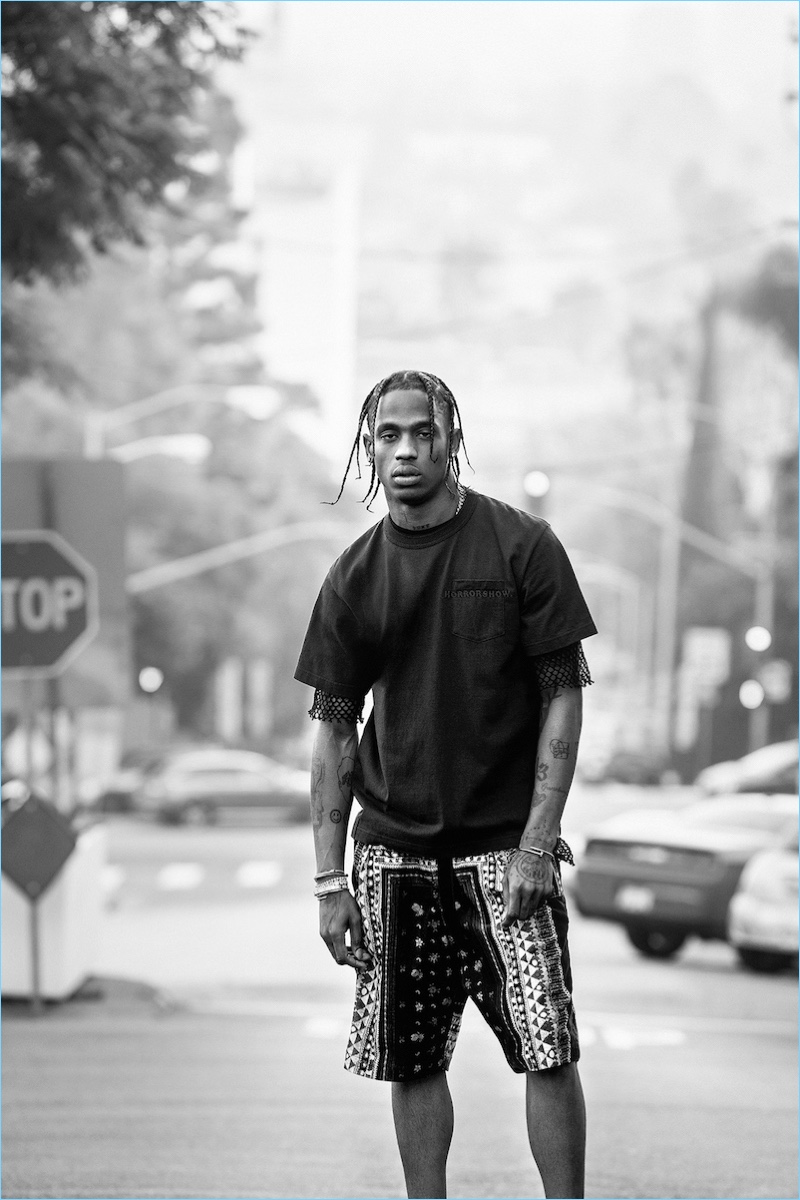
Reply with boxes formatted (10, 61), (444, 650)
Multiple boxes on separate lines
(345, 842), (580, 1082)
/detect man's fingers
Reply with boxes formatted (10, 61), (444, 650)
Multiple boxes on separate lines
(320, 894), (372, 969)
(502, 895), (520, 928)
(503, 883), (550, 927)
(329, 932), (349, 965)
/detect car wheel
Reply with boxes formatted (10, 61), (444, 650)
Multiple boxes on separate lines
(625, 926), (687, 959)
(736, 947), (796, 974)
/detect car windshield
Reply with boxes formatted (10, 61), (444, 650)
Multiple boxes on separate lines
(683, 802), (797, 833)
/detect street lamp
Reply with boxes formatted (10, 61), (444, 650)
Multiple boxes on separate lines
(564, 482), (772, 756)
(739, 680), (766, 710)
(107, 435), (212, 465)
(83, 384), (281, 458)
(522, 470), (551, 519)
(522, 471), (551, 500)
(744, 625), (772, 653)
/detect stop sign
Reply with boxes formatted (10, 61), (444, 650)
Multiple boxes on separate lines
(2, 530), (99, 676)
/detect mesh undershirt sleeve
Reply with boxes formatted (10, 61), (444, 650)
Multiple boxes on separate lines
(309, 690), (364, 723)
(533, 642), (592, 691)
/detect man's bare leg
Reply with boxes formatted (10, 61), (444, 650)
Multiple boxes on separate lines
(391, 1070), (453, 1198)
(526, 1062), (586, 1198)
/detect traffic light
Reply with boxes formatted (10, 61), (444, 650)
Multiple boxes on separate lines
(522, 470), (551, 519)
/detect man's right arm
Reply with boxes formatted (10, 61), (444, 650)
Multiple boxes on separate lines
(311, 716), (371, 970)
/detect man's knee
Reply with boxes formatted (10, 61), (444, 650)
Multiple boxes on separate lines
(526, 1061), (580, 1089)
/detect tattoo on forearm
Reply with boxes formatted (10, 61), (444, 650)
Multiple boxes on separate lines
(330, 809), (342, 824)
(549, 738), (570, 760)
(337, 754), (355, 800)
(311, 754), (326, 830)
(536, 761), (549, 782)
(311, 754), (326, 792)
(530, 789), (548, 809)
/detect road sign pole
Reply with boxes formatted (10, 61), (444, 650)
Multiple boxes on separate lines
(22, 675), (35, 792)
(29, 893), (43, 1016)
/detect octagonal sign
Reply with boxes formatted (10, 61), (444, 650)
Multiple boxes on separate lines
(2, 530), (99, 677)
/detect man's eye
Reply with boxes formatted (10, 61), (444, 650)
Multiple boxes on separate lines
(418, 429), (432, 439)
(379, 432), (396, 441)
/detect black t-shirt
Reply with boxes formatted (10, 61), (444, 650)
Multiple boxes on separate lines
(294, 490), (597, 854)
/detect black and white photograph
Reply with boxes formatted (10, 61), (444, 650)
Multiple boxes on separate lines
(2, 2), (798, 1198)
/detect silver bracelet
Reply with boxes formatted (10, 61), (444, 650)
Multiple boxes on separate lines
(314, 869), (346, 882)
(314, 875), (350, 900)
(516, 846), (556, 863)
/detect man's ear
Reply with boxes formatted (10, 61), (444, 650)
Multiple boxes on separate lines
(363, 431), (374, 462)
(450, 427), (462, 457)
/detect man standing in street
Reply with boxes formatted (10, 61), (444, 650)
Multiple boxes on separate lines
(295, 370), (596, 1198)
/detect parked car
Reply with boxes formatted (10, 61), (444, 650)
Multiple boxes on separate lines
(78, 747), (166, 813)
(134, 747), (311, 825)
(727, 835), (799, 973)
(695, 740), (798, 797)
(574, 793), (798, 960)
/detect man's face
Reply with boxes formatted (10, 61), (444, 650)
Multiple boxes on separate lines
(364, 388), (459, 506)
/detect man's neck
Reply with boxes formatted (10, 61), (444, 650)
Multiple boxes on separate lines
(387, 481), (461, 531)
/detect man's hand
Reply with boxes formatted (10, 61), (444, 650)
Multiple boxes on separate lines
(319, 889), (372, 970)
(502, 851), (557, 927)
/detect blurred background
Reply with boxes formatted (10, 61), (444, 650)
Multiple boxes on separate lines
(2, 6), (799, 1197)
(2, 0), (797, 798)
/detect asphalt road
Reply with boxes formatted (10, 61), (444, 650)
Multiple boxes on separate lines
(4, 787), (796, 1199)
(85, 792), (798, 1199)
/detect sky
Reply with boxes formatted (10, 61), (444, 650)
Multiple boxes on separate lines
(234, 0), (797, 131)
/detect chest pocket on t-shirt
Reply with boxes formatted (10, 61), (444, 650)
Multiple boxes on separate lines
(448, 579), (509, 641)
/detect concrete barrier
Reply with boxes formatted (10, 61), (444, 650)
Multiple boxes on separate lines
(2, 824), (108, 1000)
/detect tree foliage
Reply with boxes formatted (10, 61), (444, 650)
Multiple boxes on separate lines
(2, 1), (248, 283)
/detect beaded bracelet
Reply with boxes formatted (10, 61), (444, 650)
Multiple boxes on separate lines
(314, 875), (350, 900)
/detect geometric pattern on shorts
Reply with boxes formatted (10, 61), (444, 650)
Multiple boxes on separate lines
(344, 842), (579, 1081)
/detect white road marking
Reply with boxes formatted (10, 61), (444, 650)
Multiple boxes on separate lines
(596, 1026), (687, 1050)
(101, 864), (126, 894)
(157, 862), (206, 890)
(304, 1016), (352, 1039)
(235, 861), (282, 888)
(581, 1010), (796, 1038)
(177, 997), (795, 1047)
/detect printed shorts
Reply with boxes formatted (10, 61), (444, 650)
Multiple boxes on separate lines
(345, 842), (580, 1082)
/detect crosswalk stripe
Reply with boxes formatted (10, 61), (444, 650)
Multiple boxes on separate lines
(101, 865), (126, 895)
(236, 861), (282, 888)
(157, 863), (206, 890)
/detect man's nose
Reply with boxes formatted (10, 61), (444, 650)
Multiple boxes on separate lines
(395, 434), (417, 458)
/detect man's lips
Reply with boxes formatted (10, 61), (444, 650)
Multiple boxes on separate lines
(392, 470), (421, 479)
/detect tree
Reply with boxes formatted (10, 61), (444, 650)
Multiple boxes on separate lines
(2, 1), (248, 283)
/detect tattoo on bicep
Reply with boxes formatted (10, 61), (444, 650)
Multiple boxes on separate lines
(536, 761), (549, 782)
(337, 754), (355, 800)
(549, 738), (570, 760)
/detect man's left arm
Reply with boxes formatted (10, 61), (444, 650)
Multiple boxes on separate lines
(502, 685), (582, 927)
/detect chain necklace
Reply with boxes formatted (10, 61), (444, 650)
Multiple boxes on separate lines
(455, 484), (467, 516)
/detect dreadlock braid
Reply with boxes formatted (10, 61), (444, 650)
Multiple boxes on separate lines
(325, 370), (470, 508)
